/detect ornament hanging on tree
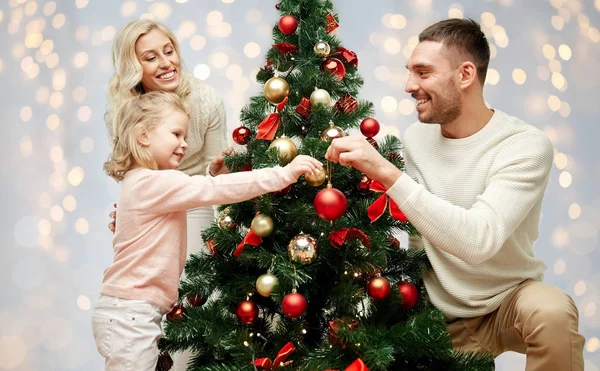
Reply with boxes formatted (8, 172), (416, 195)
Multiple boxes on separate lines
(320, 120), (346, 142)
(288, 234), (318, 264)
(282, 290), (307, 318)
(166, 304), (186, 321)
(367, 276), (391, 301)
(218, 209), (236, 230)
(367, 137), (379, 149)
(236, 299), (258, 324)
(334, 95), (358, 114)
(398, 281), (418, 309)
(187, 294), (207, 307)
(256, 273), (279, 297)
(264, 77), (290, 105)
(328, 319), (359, 348)
(278, 15), (298, 35)
(314, 185), (347, 221)
(313, 40), (331, 57)
(321, 58), (346, 81)
(325, 12), (339, 33)
(304, 167), (327, 187)
(232, 126), (252, 145)
(296, 97), (311, 117)
(357, 174), (372, 194)
(251, 213), (274, 237)
(268, 136), (298, 165)
(205, 238), (218, 255)
(273, 184), (292, 196)
(360, 118), (380, 138)
(310, 88), (331, 107)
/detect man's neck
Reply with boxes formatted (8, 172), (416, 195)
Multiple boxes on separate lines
(440, 100), (494, 139)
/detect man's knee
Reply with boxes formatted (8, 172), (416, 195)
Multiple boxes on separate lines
(521, 285), (579, 329)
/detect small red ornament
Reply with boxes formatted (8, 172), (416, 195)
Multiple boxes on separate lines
(278, 15), (297, 35)
(314, 187), (347, 221)
(335, 46), (359, 68)
(232, 126), (251, 145)
(272, 42), (298, 55)
(367, 276), (391, 301)
(205, 238), (218, 255)
(166, 304), (186, 321)
(325, 12), (339, 33)
(388, 236), (401, 248)
(240, 162), (252, 172)
(328, 319), (358, 348)
(398, 281), (418, 309)
(282, 291), (307, 318)
(275, 3), (281, 9)
(357, 175), (372, 194)
(321, 58), (346, 81)
(334, 95), (358, 114)
(187, 294), (207, 307)
(273, 184), (292, 196)
(296, 97), (310, 117)
(367, 137), (378, 149)
(360, 118), (380, 138)
(236, 300), (258, 324)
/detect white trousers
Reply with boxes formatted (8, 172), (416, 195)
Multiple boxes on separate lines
(92, 295), (165, 371)
(171, 206), (216, 371)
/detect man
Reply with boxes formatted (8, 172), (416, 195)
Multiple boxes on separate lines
(326, 18), (584, 370)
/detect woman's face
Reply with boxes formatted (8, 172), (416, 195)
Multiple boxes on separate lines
(135, 28), (181, 92)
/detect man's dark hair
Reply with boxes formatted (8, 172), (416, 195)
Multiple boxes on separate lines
(419, 18), (490, 85)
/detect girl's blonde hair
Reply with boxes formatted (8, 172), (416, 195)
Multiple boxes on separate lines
(105, 20), (194, 140)
(104, 92), (188, 181)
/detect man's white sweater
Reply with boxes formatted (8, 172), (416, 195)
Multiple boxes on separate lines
(387, 109), (554, 320)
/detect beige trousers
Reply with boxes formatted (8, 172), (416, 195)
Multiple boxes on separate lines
(447, 280), (585, 371)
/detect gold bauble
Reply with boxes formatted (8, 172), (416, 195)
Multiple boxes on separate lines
(263, 77), (290, 105)
(218, 209), (235, 230)
(288, 234), (318, 264)
(313, 41), (331, 57)
(256, 273), (279, 297)
(320, 121), (346, 142)
(268, 137), (298, 165)
(310, 88), (331, 107)
(251, 214), (274, 237)
(304, 167), (327, 187)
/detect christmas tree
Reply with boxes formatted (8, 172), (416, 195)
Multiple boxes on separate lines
(160, 1), (494, 370)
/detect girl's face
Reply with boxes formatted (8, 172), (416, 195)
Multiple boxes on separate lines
(146, 109), (189, 170)
(135, 29), (181, 93)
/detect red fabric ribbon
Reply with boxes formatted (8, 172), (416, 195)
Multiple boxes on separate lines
(367, 181), (408, 222)
(252, 342), (296, 369)
(272, 42), (298, 55)
(334, 95), (358, 114)
(325, 12), (339, 33)
(335, 46), (359, 68)
(328, 228), (371, 249)
(256, 97), (288, 140)
(296, 97), (310, 117)
(324, 358), (369, 371)
(233, 230), (262, 257)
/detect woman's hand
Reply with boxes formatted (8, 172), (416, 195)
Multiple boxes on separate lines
(288, 155), (324, 179)
(108, 203), (116, 234)
(208, 147), (235, 176)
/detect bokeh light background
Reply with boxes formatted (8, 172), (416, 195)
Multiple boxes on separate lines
(1, 0), (599, 370)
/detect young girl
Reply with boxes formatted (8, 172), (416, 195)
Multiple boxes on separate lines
(92, 91), (322, 370)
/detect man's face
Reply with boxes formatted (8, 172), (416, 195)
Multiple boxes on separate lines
(405, 41), (462, 125)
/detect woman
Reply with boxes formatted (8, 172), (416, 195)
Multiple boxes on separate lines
(105, 20), (228, 370)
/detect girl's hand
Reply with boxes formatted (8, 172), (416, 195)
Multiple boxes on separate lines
(108, 203), (116, 234)
(288, 155), (323, 179)
(208, 147), (235, 176)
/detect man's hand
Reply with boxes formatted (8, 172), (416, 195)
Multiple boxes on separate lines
(108, 203), (116, 234)
(325, 136), (402, 189)
(208, 147), (235, 176)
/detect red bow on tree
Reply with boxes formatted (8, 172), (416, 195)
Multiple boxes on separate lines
(328, 228), (371, 249)
(324, 358), (369, 371)
(252, 342), (296, 369)
(233, 230), (262, 257)
(272, 42), (298, 55)
(367, 181), (408, 222)
(256, 97), (288, 140)
(335, 46), (358, 68)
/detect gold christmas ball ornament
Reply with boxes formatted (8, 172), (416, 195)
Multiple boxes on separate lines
(256, 273), (279, 297)
(320, 121), (346, 142)
(251, 214), (274, 237)
(304, 166), (327, 187)
(313, 40), (331, 57)
(268, 137), (298, 165)
(288, 234), (318, 264)
(310, 88), (331, 107)
(263, 77), (290, 105)
(218, 209), (236, 230)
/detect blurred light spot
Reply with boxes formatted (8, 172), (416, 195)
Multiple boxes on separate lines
(551, 73), (566, 89)
(246, 9), (262, 24)
(558, 7), (570, 22)
(121, 1), (136, 17)
(415, 0), (432, 12)
(46, 53), (59, 68)
(578, 14), (590, 29)
(14, 216), (42, 247)
(20, 136), (33, 157)
(80, 137), (94, 153)
(20, 106), (32, 122)
(490, 44), (499, 59)
(40, 192), (52, 208)
(40, 39), (54, 55)
(0, 336), (27, 369)
(383, 38), (401, 55)
(50, 171), (67, 192)
(207, 11), (223, 26)
(21, 56), (33, 72)
(0, 59), (3, 73)
(226, 64), (243, 80)
(244, 42), (261, 58)
(448, 5), (464, 19)
(25, 18), (45, 34)
(38, 219), (51, 236)
(50, 91), (64, 108)
(25, 32), (43, 48)
(47, 114), (60, 131)
(492, 25), (508, 47)
(25, 1), (37, 16)
(52, 13), (65, 29)
(77, 106), (92, 122)
(381, 96), (397, 113)
(587, 337), (599, 352)
(232, 78), (250, 93)
(41, 318), (73, 351)
(140, 13), (155, 21)
(178, 21), (196, 39)
(55, 246), (70, 262)
(25, 63), (39, 79)
(547, 95), (561, 111)
(53, 69), (66, 90)
(75, 218), (89, 234)
(222, 0), (235, 3)
(77, 295), (91, 310)
(102, 26), (116, 41)
(73, 86), (87, 102)
(369, 32), (383, 47)
(554, 152), (568, 169)
(558, 44), (572, 60)
(584, 302), (596, 318)
(374, 66), (391, 81)
(542, 44), (556, 59)
(512, 69), (526, 85)
(551, 16), (564, 30)
(50, 146), (63, 163)
(552, 227), (570, 248)
(398, 99), (415, 115)
(73, 52), (88, 68)
(210, 52), (229, 69)
(76, 0), (88, 8)
(485, 68), (500, 85)
(390, 14), (407, 29)
(553, 259), (566, 275)
(149, 3), (171, 20)
(63, 195), (77, 212)
(44, 2), (57, 16)
(559, 171), (572, 188)
(50, 205), (64, 222)
(568, 221), (598, 255)
(176, 0), (189, 2)
(381, 13), (393, 28)
(559, 101), (571, 117)
(574, 280), (587, 296)
(550, 0), (562, 9)
(481, 12), (496, 28)
(589, 28), (600, 43)
(75, 26), (89, 41)
(68, 167), (84, 186)
(194, 64), (210, 80)
(39, 235), (53, 250)
(189, 35), (206, 50)
(548, 59), (561, 73)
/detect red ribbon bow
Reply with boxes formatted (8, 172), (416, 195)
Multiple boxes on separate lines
(328, 228), (371, 249)
(257, 97), (288, 140)
(272, 42), (298, 55)
(335, 47), (359, 68)
(233, 230), (262, 257)
(367, 181), (408, 222)
(252, 342), (296, 369)
(324, 358), (369, 371)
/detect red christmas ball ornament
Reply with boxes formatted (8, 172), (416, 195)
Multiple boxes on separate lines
(166, 304), (186, 321)
(232, 126), (251, 145)
(278, 15), (298, 35)
(357, 174), (372, 194)
(275, 3), (281, 9)
(281, 291), (307, 318)
(314, 187), (347, 221)
(321, 58), (346, 81)
(236, 300), (258, 324)
(398, 281), (418, 309)
(360, 118), (380, 138)
(367, 276), (391, 301)
(187, 294), (207, 307)
(367, 137), (379, 149)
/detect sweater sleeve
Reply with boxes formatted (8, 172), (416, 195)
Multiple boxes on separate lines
(195, 86), (228, 175)
(387, 133), (554, 264)
(137, 166), (297, 214)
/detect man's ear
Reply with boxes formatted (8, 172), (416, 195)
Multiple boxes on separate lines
(137, 129), (150, 146)
(458, 61), (478, 90)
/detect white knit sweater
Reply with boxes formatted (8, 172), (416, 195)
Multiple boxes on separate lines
(387, 109), (553, 320)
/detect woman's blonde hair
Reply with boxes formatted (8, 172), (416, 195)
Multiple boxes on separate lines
(105, 20), (194, 141)
(104, 92), (188, 181)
